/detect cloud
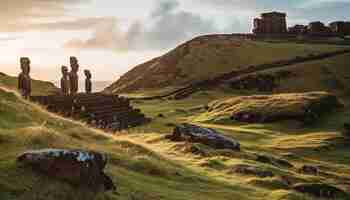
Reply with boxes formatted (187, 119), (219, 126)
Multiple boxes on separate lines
(64, 0), (228, 52)
(0, 0), (89, 32)
(0, 36), (21, 42)
(11, 17), (116, 32)
(64, 17), (130, 51)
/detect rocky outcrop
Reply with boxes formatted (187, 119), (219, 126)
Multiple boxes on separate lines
(204, 92), (343, 124)
(168, 123), (240, 151)
(230, 164), (274, 178)
(229, 70), (296, 92)
(17, 149), (116, 191)
(293, 183), (348, 199)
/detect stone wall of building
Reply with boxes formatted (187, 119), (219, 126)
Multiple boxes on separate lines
(253, 12), (287, 34)
(329, 21), (350, 35)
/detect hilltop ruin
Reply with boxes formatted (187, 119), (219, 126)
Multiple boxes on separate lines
(253, 11), (350, 36)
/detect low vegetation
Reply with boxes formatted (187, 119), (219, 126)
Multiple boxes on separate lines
(1, 37), (350, 200)
(0, 88), (268, 200)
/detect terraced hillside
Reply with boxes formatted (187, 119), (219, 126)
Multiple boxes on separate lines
(104, 34), (348, 94)
(0, 72), (58, 96)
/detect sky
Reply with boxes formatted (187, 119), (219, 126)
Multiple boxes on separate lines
(0, 0), (349, 82)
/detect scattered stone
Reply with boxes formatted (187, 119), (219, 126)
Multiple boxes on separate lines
(169, 123), (240, 151)
(230, 164), (274, 178)
(293, 183), (348, 199)
(255, 154), (294, 168)
(17, 149), (116, 191)
(298, 165), (319, 175)
(343, 123), (350, 138)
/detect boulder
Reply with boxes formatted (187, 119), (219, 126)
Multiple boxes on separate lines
(169, 123), (240, 151)
(230, 164), (274, 178)
(298, 165), (319, 175)
(343, 123), (350, 138)
(293, 183), (347, 199)
(17, 149), (116, 191)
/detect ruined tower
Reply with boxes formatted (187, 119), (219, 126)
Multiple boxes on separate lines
(253, 12), (287, 34)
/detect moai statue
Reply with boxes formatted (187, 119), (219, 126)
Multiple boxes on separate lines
(60, 66), (70, 95)
(18, 57), (32, 99)
(69, 56), (79, 95)
(84, 70), (92, 94)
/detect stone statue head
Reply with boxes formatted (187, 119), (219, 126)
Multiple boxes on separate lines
(84, 70), (92, 79)
(61, 66), (69, 76)
(20, 57), (31, 75)
(70, 56), (79, 72)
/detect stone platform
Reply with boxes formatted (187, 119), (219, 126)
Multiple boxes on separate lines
(30, 93), (149, 131)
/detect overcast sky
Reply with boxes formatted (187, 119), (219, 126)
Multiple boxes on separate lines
(0, 0), (349, 81)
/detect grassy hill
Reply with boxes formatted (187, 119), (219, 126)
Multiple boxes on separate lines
(0, 87), (257, 200)
(104, 34), (348, 94)
(225, 52), (350, 96)
(1, 81), (350, 200)
(128, 89), (350, 199)
(0, 72), (58, 96)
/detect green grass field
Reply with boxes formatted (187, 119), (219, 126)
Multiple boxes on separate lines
(129, 88), (350, 198)
(0, 88), (272, 200)
(3, 79), (350, 199)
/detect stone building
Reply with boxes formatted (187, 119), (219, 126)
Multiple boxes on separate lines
(253, 12), (287, 34)
(288, 25), (308, 34)
(329, 21), (350, 35)
(308, 21), (331, 34)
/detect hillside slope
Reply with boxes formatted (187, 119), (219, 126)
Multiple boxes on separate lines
(1, 84), (350, 199)
(104, 34), (348, 94)
(0, 88), (265, 200)
(0, 72), (58, 95)
(226, 52), (350, 95)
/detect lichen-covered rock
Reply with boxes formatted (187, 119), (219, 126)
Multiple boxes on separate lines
(17, 149), (116, 191)
(293, 183), (348, 199)
(169, 123), (240, 151)
(230, 164), (274, 178)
